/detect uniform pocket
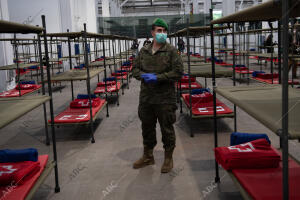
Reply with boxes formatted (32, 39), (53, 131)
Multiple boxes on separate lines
(163, 104), (177, 124)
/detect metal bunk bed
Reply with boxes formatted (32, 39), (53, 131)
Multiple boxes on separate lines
(210, 1), (300, 199)
(0, 16), (60, 199)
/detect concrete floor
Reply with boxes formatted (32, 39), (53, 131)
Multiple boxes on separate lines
(1, 57), (300, 200)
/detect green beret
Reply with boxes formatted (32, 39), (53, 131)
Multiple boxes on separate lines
(153, 18), (168, 30)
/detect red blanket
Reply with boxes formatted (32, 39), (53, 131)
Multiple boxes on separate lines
(97, 81), (116, 87)
(0, 85), (41, 98)
(180, 76), (196, 83)
(184, 92), (213, 104)
(70, 98), (101, 108)
(182, 93), (233, 116)
(215, 139), (280, 170)
(15, 84), (37, 90)
(52, 99), (106, 123)
(94, 82), (121, 94)
(176, 82), (202, 89)
(0, 155), (48, 200)
(0, 161), (40, 186)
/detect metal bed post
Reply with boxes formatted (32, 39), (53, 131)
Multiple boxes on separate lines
(291, 20), (296, 88)
(96, 38), (100, 83)
(268, 22), (274, 84)
(67, 29), (74, 101)
(113, 39), (117, 72)
(37, 34), (50, 146)
(278, 20), (282, 85)
(13, 34), (21, 97)
(112, 38), (119, 106)
(281, 0), (289, 199)
(55, 37), (61, 74)
(41, 15), (60, 193)
(204, 31), (207, 62)
(125, 39), (129, 89)
(186, 19), (193, 138)
(210, 9), (220, 183)
(101, 37), (109, 118)
(246, 24), (250, 85)
(94, 37), (98, 59)
(119, 38), (124, 95)
(218, 32), (221, 60)
(193, 37), (196, 54)
(88, 39), (92, 63)
(199, 36), (201, 57)
(33, 37), (40, 83)
(238, 24), (242, 65)
(108, 39), (112, 75)
(243, 25), (246, 65)
(82, 24), (96, 143)
(232, 23), (237, 132)
(50, 37), (54, 77)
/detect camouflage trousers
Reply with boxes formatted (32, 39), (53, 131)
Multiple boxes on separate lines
(138, 103), (177, 151)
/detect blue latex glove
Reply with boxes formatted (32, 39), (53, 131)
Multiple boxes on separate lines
(141, 73), (157, 83)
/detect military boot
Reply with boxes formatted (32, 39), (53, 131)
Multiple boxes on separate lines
(161, 149), (174, 173)
(133, 147), (155, 169)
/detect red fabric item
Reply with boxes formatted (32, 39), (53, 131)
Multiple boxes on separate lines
(217, 62), (233, 66)
(70, 97), (101, 108)
(182, 94), (233, 116)
(184, 92), (213, 104)
(232, 67), (254, 74)
(176, 82), (202, 89)
(111, 75), (127, 80)
(253, 77), (299, 85)
(51, 99), (106, 123)
(121, 66), (133, 72)
(0, 85), (42, 98)
(15, 84), (36, 90)
(95, 58), (104, 61)
(215, 139), (280, 170)
(180, 76), (196, 83)
(233, 155), (300, 200)
(0, 162), (40, 186)
(15, 69), (28, 76)
(0, 155), (48, 200)
(256, 73), (279, 79)
(111, 72), (128, 76)
(97, 81), (116, 87)
(94, 82), (121, 94)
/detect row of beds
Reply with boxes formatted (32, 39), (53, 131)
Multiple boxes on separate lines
(173, 1), (300, 199)
(0, 18), (134, 200)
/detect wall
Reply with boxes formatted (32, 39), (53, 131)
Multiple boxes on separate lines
(0, 0), (14, 92)
(0, 0), (98, 91)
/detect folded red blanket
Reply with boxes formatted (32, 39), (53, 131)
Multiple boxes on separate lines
(180, 76), (196, 83)
(235, 67), (248, 70)
(97, 81), (116, 87)
(111, 72), (127, 76)
(15, 84), (36, 90)
(70, 98), (101, 108)
(184, 92), (213, 105)
(257, 73), (279, 79)
(214, 139), (280, 170)
(0, 161), (40, 186)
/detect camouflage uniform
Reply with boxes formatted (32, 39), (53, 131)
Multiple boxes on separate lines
(132, 42), (183, 151)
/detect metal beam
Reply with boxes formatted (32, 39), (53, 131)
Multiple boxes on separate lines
(120, 0), (130, 7)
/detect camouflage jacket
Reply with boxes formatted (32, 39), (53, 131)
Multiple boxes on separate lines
(132, 42), (183, 104)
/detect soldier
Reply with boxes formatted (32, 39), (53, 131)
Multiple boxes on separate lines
(132, 18), (183, 173)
